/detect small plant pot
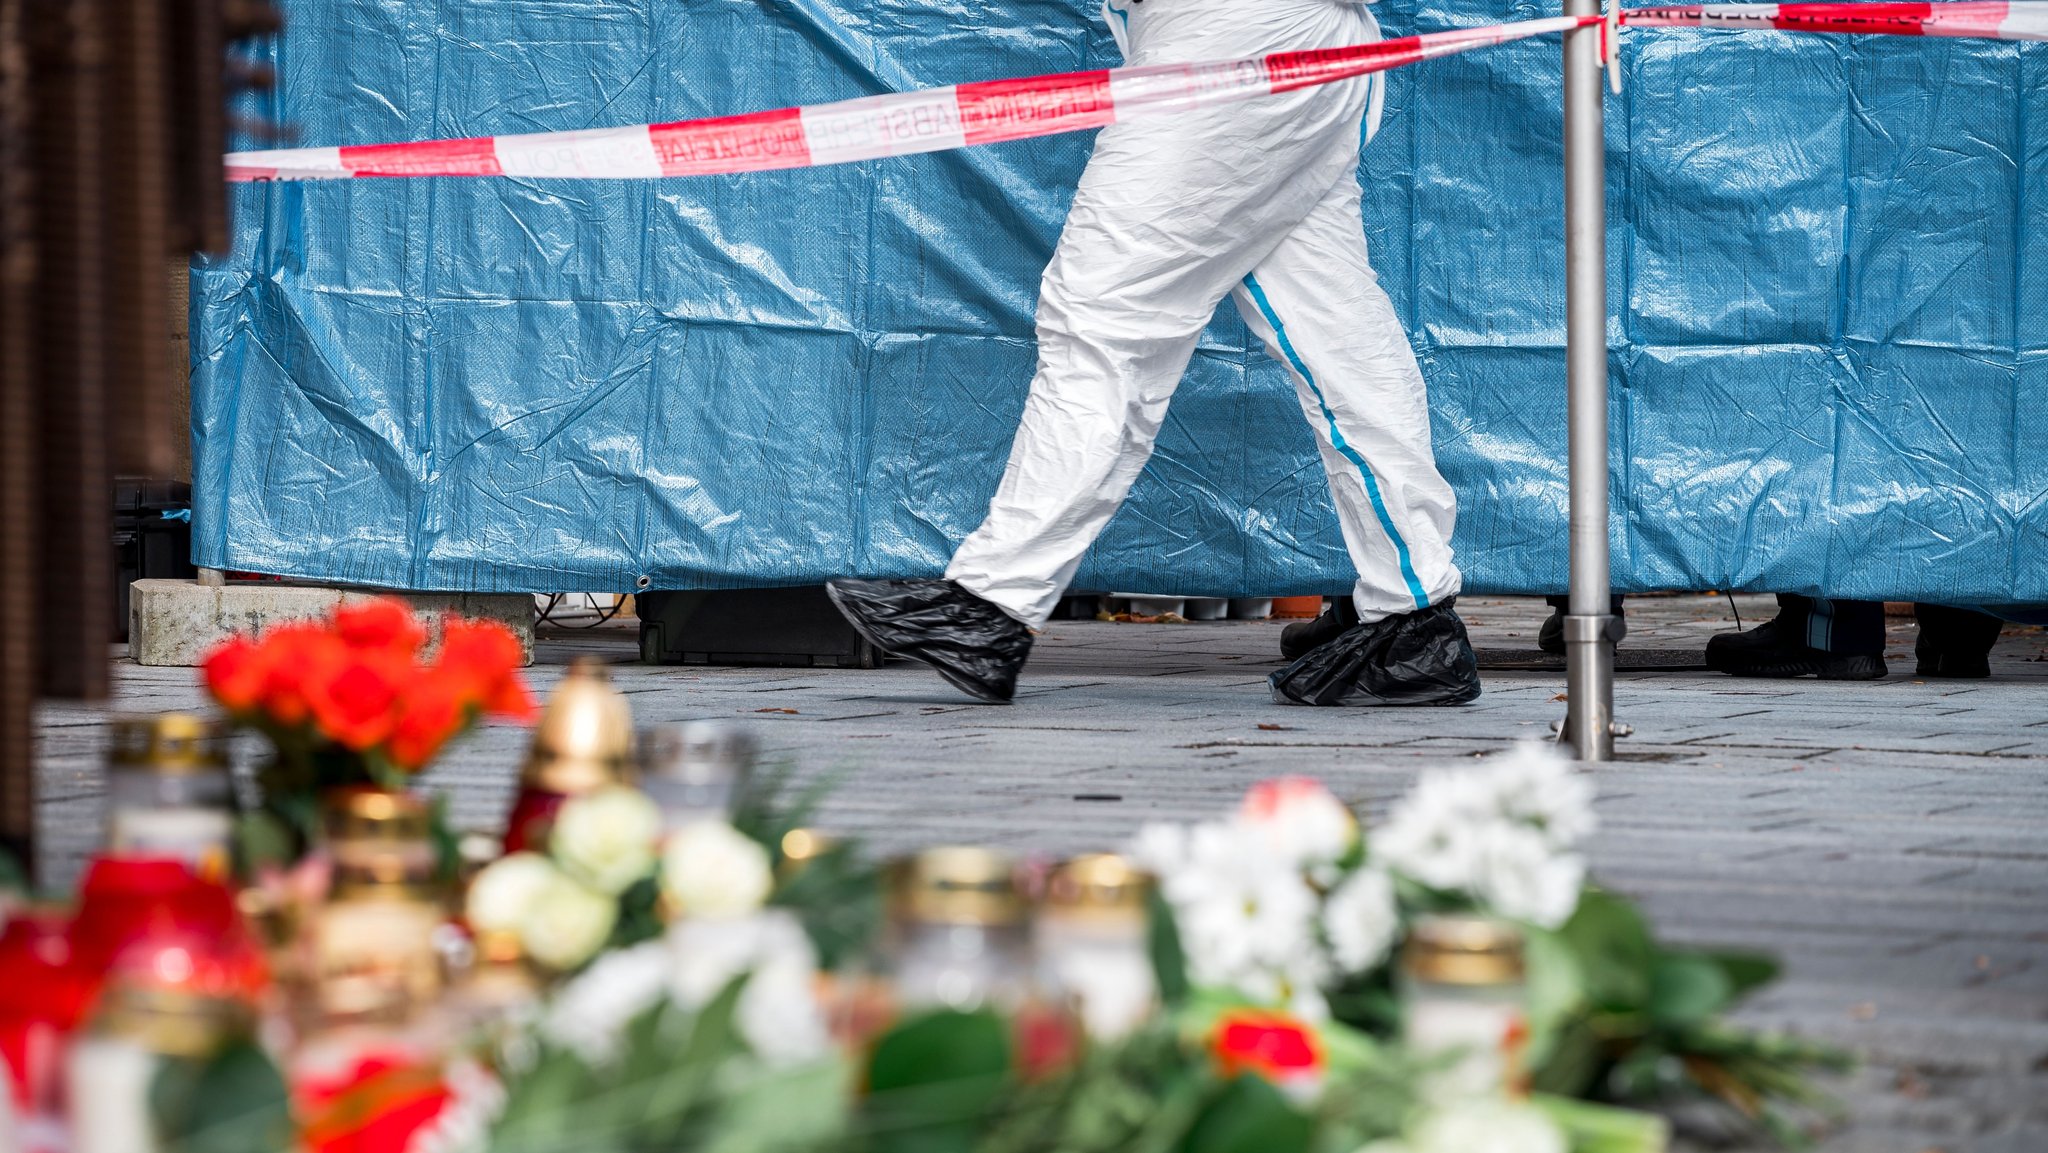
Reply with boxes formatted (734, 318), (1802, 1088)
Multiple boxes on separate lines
(1271, 596), (1326, 620)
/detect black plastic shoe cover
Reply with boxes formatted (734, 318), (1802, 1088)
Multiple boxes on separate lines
(825, 579), (1032, 704)
(1269, 600), (1481, 707)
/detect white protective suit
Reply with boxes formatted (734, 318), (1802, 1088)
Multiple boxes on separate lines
(945, 0), (1463, 630)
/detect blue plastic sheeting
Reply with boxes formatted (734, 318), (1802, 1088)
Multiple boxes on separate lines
(192, 1), (2047, 602)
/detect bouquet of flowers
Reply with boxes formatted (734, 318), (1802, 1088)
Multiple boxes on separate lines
(201, 598), (536, 861)
(1131, 746), (1846, 1148)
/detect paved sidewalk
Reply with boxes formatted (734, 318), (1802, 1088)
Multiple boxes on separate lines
(34, 594), (2048, 1151)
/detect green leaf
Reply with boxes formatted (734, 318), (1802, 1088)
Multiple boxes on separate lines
(1522, 925), (1590, 1071)
(1699, 949), (1782, 1002)
(1176, 1075), (1313, 1153)
(152, 1039), (294, 1153)
(863, 1010), (1014, 1153)
(1648, 952), (1735, 1030)
(607, 875), (667, 951)
(1558, 890), (1655, 1018)
(490, 1048), (607, 1153)
(699, 1057), (855, 1153)
(1529, 1093), (1671, 1153)
(493, 984), (753, 1153)
(1529, 1015), (1606, 1100)
(771, 839), (883, 972)
(1147, 888), (1191, 1009)
(428, 791), (462, 885)
(869, 1010), (1013, 1095)
(233, 809), (297, 876)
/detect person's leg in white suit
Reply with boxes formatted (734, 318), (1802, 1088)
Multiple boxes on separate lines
(829, 0), (1479, 705)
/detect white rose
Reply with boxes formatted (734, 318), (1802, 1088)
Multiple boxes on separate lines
(661, 820), (772, 919)
(1128, 822), (1189, 876)
(668, 911), (829, 1067)
(540, 941), (671, 1063)
(1323, 867), (1399, 974)
(1473, 828), (1585, 930)
(465, 852), (559, 935)
(735, 947), (832, 1067)
(1408, 1100), (1567, 1153)
(551, 785), (662, 895)
(1148, 819), (1330, 1012)
(1372, 802), (1485, 893)
(1486, 743), (1597, 849)
(1239, 777), (1359, 868)
(519, 873), (617, 971)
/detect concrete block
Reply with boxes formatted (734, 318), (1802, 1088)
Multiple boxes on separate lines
(129, 579), (535, 667)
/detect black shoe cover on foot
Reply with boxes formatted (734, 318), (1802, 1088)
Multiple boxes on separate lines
(825, 579), (1032, 704)
(1269, 601), (1481, 707)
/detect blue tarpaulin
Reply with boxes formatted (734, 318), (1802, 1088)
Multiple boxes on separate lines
(192, 0), (2046, 603)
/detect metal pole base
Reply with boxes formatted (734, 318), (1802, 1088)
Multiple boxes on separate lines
(1557, 613), (1627, 761)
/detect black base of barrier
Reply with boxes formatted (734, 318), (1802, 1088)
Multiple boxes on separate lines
(638, 587), (886, 669)
(1476, 648), (1707, 672)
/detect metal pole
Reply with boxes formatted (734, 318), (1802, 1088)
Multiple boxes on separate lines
(1561, 0), (1618, 761)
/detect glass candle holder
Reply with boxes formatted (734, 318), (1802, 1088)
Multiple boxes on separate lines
(104, 714), (234, 880)
(1399, 914), (1530, 1100)
(1034, 854), (1158, 1040)
(308, 788), (446, 1031)
(886, 847), (1033, 1014)
(635, 720), (755, 832)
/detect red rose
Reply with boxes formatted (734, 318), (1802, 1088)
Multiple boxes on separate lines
(304, 652), (411, 751)
(386, 676), (470, 771)
(1212, 1010), (1324, 1084)
(434, 617), (535, 720)
(201, 634), (271, 714)
(258, 622), (348, 727)
(333, 598), (426, 659)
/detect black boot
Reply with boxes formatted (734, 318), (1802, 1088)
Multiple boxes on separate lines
(1913, 603), (2002, 679)
(825, 579), (1032, 703)
(1269, 600), (1481, 707)
(1538, 595), (1627, 656)
(1279, 597), (1359, 660)
(1704, 595), (1885, 680)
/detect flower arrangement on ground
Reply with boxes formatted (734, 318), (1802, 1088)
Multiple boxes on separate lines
(69, 626), (1849, 1153)
(201, 597), (536, 863)
(446, 745), (1842, 1153)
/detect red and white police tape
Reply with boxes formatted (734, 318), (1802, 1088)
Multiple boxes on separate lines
(1623, 2), (2048, 39)
(223, 16), (1593, 182)
(223, 3), (2045, 184)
